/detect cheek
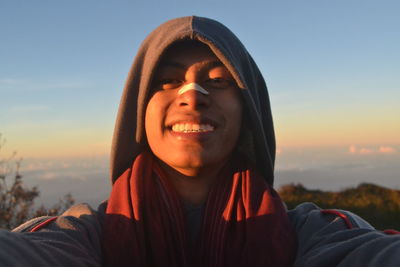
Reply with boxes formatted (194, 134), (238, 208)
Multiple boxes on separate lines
(225, 91), (242, 124)
(144, 91), (175, 148)
(218, 91), (243, 143)
(145, 94), (165, 144)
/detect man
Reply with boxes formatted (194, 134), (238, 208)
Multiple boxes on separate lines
(2, 16), (400, 267)
(103, 17), (296, 266)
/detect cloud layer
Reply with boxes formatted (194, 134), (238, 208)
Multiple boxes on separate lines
(348, 145), (397, 155)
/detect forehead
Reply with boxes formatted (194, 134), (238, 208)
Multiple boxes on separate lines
(158, 41), (221, 68)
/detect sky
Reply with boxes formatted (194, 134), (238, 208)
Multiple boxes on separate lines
(1, 1), (399, 206)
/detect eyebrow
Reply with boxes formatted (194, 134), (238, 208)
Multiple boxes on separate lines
(160, 60), (224, 70)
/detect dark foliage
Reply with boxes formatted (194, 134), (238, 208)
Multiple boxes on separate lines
(279, 183), (400, 230)
(0, 134), (75, 229)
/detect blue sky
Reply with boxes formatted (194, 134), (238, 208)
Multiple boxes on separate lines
(1, 1), (399, 204)
(2, 1), (399, 155)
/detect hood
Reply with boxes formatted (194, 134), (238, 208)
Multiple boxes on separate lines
(110, 16), (276, 186)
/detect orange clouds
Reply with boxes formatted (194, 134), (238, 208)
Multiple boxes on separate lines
(348, 145), (397, 155)
(348, 145), (357, 154)
(378, 146), (397, 154)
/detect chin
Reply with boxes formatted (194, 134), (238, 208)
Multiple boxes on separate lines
(174, 155), (226, 173)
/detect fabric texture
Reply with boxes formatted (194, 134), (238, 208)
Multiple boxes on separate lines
(5, 204), (103, 267)
(9, 201), (400, 267)
(103, 152), (296, 267)
(110, 16), (276, 186)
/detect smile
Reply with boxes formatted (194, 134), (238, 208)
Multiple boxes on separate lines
(171, 123), (215, 133)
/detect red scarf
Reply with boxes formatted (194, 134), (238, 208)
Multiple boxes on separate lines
(102, 153), (296, 266)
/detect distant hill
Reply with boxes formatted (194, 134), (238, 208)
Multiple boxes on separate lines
(279, 183), (400, 230)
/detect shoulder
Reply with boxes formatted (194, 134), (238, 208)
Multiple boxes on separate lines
(13, 202), (105, 233)
(0, 203), (107, 267)
(288, 202), (400, 267)
(287, 202), (374, 233)
(13, 203), (106, 255)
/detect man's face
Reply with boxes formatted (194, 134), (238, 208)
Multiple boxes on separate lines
(145, 42), (243, 176)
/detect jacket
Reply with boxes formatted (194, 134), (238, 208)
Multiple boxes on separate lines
(2, 202), (400, 266)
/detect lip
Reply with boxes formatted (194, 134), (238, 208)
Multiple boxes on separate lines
(168, 129), (214, 141)
(165, 116), (220, 141)
(165, 116), (219, 130)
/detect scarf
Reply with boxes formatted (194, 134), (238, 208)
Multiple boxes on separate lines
(102, 152), (296, 266)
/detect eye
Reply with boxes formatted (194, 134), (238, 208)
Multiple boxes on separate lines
(205, 77), (234, 89)
(158, 78), (183, 90)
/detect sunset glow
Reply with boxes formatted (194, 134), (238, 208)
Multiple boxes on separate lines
(1, 1), (399, 205)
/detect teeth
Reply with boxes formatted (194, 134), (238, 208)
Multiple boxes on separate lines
(192, 124), (200, 131)
(171, 123), (215, 133)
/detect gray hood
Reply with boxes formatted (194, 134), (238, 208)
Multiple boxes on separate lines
(110, 16), (276, 185)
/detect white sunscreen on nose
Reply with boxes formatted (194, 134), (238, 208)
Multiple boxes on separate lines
(178, 83), (209, 95)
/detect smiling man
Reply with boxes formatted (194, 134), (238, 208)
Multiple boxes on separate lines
(145, 41), (243, 205)
(103, 26), (296, 266)
(2, 16), (400, 267)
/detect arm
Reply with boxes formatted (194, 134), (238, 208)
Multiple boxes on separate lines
(289, 202), (400, 267)
(0, 203), (103, 267)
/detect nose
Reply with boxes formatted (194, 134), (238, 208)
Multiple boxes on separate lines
(178, 83), (209, 95)
(177, 84), (211, 109)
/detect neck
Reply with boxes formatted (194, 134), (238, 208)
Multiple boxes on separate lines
(158, 161), (224, 206)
